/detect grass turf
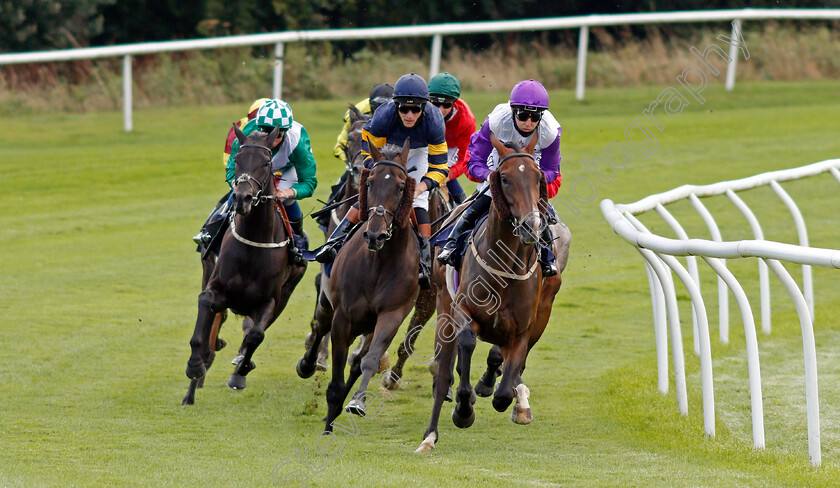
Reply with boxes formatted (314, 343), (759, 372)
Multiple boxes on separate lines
(1, 80), (839, 487)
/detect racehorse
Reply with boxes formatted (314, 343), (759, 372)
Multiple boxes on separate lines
(183, 125), (306, 405)
(416, 135), (571, 451)
(304, 104), (371, 371)
(297, 139), (420, 431)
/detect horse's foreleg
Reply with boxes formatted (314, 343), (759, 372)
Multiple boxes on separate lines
(492, 334), (529, 413)
(416, 313), (458, 452)
(475, 345), (503, 397)
(183, 288), (223, 405)
(228, 300), (276, 391)
(345, 310), (404, 417)
(325, 310), (351, 432)
(386, 288), (435, 389)
(298, 290), (334, 378)
(452, 318), (478, 428)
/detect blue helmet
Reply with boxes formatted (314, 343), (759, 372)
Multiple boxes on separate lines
(393, 73), (429, 105)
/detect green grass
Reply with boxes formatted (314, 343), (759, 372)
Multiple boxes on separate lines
(1, 80), (839, 487)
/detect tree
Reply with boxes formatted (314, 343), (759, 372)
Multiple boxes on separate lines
(0, 0), (114, 52)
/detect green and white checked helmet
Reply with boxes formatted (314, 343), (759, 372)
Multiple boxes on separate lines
(255, 99), (293, 131)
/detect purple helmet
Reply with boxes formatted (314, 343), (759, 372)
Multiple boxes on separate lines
(509, 79), (549, 110)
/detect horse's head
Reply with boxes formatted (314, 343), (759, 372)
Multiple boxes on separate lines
(345, 104), (371, 195)
(488, 133), (547, 245)
(359, 137), (414, 252)
(231, 124), (281, 215)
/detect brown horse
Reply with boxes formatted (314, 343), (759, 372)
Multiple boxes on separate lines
(416, 135), (570, 451)
(297, 138), (420, 431)
(183, 125), (306, 405)
(304, 104), (371, 371)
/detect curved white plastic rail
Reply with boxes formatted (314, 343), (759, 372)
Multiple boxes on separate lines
(601, 158), (840, 466)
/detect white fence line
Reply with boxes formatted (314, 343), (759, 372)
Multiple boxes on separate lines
(1, 9), (839, 131)
(600, 158), (840, 466)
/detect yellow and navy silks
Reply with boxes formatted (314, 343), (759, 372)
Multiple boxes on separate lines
(360, 100), (449, 189)
(333, 98), (372, 163)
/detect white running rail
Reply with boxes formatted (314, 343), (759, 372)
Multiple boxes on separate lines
(1, 8), (839, 131)
(601, 158), (840, 466)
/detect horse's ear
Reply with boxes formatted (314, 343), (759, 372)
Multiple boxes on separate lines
(396, 137), (410, 167)
(524, 126), (539, 155)
(348, 103), (364, 123)
(366, 135), (385, 163)
(233, 123), (246, 144)
(266, 126), (282, 146)
(490, 133), (511, 158)
(488, 170), (512, 220)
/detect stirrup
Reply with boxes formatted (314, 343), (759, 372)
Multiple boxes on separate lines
(540, 262), (558, 277)
(193, 230), (211, 245)
(436, 242), (457, 266)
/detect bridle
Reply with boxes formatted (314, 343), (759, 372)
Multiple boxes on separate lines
(234, 143), (276, 205)
(365, 160), (409, 241)
(496, 151), (540, 230)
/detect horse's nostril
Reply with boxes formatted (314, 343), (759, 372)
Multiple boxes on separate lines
(377, 234), (386, 242)
(363, 231), (369, 240)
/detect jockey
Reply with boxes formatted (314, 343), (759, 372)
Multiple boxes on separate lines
(194, 99), (317, 266)
(436, 79), (561, 277)
(222, 98), (268, 165)
(315, 72), (449, 290)
(428, 72), (475, 206)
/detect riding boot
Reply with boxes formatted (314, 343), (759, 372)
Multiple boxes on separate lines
(538, 223), (558, 277)
(417, 223), (432, 290)
(315, 206), (360, 263)
(437, 194), (490, 266)
(450, 192), (466, 206)
(289, 218), (308, 266)
(193, 192), (232, 246)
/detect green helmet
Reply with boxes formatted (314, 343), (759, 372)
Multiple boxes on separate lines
(255, 99), (293, 131)
(428, 72), (460, 102)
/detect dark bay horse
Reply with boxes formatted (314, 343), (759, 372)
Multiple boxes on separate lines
(304, 104), (371, 371)
(416, 135), (571, 451)
(297, 139), (420, 431)
(183, 125), (306, 405)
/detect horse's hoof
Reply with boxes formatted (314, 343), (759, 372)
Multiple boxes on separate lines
(492, 393), (513, 412)
(415, 433), (437, 453)
(470, 388), (477, 405)
(182, 395), (195, 406)
(186, 360), (206, 380)
(215, 337), (227, 351)
(196, 376), (205, 389)
(378, 352), (390, 373)
(315, 360), (328, 372)
(345, 399), (366, 417)
(428, 359), (438, 376)
(382, 370), (401, 390)
(227, 373), (246, 390)
(445, 386), (453, 402)
(231, 354), (244, 366)
(474, 381), (494, 397)
(452, 405), (475, 429)
(296, 358), (316, 379)
(511, 405), (533, 425)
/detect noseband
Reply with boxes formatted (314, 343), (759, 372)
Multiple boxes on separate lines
(365, 161), (410, 241)
(234, 143), (275, 205)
